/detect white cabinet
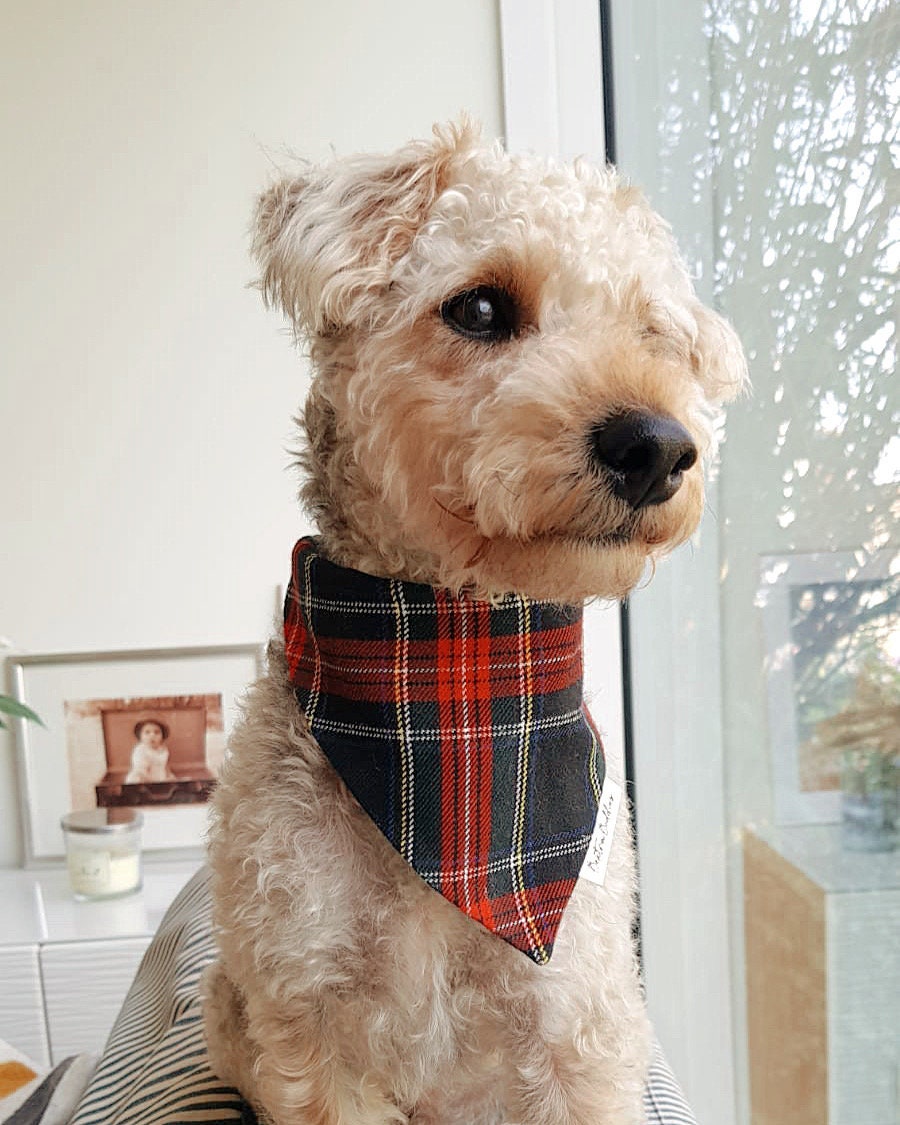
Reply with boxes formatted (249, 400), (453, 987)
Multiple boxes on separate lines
(0, 861), (200, 1066)
(0, 944), (49, 1066)
(40, 937), (152, 1060)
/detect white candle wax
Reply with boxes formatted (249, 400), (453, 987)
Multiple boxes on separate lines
(67, 848), (142, 897)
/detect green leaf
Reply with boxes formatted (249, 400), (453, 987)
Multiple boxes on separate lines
(0, 694), (45, 728)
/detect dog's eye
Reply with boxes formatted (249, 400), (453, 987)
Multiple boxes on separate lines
(440, 287), (518, 342)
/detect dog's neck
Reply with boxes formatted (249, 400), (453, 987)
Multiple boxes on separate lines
(282, 537), (606, 964)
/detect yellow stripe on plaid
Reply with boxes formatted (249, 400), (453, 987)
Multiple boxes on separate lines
(510, 598), (549, 963)
(587, 721), (604, 805)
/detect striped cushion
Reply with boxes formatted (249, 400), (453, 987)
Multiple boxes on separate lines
(70, 867), (697, 1125)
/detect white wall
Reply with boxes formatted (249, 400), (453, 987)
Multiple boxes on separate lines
(0, 0), (503, 866)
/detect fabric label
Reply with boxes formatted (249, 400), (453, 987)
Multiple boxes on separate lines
(579, 777), (623, 887)
(67, 848), (112, 895)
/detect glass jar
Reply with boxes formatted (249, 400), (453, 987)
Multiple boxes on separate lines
(60, 808), (144, 900)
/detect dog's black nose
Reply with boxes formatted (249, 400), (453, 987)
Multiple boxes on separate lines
(590, 410), (698, 509)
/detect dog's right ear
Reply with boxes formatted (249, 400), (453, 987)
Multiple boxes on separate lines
(253, 121), (479, 336)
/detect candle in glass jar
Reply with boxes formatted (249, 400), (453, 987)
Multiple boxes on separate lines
(60, 809), (144, 900)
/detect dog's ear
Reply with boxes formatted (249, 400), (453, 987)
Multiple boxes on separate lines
(690, 303), (749, 403)
(253, 120), (480, 336)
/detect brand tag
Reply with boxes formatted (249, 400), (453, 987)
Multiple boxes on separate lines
(579, 777), (623, 887)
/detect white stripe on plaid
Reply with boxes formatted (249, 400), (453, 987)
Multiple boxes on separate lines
(302, 652), (577, 677)
(68, 868), (698, 1125)
(459, 598), (474, 914)
(301, 708), (587, 741)
(417, 834), (599, 885)
(301, 548), (323, 718)
(389, 579), (415, 862)
(284, 594), (528, 615)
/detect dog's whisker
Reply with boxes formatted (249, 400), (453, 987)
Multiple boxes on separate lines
(492, 470), (520, 498)
(464, 538), (491, 568)
(432, 495), (475, 524)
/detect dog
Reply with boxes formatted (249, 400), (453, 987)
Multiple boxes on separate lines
(202, 120), (747, 1125)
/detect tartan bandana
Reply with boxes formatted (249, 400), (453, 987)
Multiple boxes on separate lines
(284, 538), (605, 965)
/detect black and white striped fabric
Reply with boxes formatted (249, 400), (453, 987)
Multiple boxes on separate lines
(69, 867), (697, 1125)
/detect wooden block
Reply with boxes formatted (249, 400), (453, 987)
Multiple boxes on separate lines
(744, 830), (828, 1125)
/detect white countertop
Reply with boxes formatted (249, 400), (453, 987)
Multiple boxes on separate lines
(0, 859), (203, 946)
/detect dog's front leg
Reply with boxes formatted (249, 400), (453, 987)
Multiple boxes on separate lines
(204, 962), (409, 1125)
(506, 1031), (646, 1125)
(243, 1008), (409, 1125)
(202, 961), (263, 1101)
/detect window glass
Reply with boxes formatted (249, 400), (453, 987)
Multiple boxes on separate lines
(711, 4), (898, 1121)
(615, 1), (898, 1120)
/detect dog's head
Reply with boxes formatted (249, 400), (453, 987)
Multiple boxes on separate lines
(254, 121), (747, 602)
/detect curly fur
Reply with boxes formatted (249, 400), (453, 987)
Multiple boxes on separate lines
(203, 120), (747, 1124)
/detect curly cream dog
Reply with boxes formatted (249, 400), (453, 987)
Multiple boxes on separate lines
(203, 121), (746, 1125)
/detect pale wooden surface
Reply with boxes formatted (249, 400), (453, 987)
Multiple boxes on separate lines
(744, 829), (828, 1125)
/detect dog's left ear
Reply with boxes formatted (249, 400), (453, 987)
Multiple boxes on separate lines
(690, 303), (749, 403)
(253, 120), (480, 336)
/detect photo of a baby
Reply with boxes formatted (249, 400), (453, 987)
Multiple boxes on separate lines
(64, 693), (226, 811)
(125, 718), (178, 783)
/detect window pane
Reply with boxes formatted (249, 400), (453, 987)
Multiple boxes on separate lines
(613, 1), (898, 1121)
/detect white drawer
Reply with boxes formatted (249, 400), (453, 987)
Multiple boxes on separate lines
(0, 944), (50, 1067)
(40, 936), (150, 1062)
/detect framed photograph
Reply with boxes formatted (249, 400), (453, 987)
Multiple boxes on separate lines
(759, 550), (899, 825)
(7, 644), (263, 864)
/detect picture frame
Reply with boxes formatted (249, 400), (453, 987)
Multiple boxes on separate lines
(758, 550), (898, 825)
(7, 644), (264, 864)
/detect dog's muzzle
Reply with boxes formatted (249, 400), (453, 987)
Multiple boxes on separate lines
(590, 409), (698, 509)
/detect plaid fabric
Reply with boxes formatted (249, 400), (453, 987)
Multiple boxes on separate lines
(284, 538), (606, 965)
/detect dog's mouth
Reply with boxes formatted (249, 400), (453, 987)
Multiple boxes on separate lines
(534, 523), (637, 551)
(436, 477), (690, 562)
(539, 508), (688, 552)
(591, 531), (637, 549)
(564, 528), (634, 549)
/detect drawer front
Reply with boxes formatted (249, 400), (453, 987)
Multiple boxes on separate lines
(0, 944), (50, 1068)
(40, 937), (151, 1063)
